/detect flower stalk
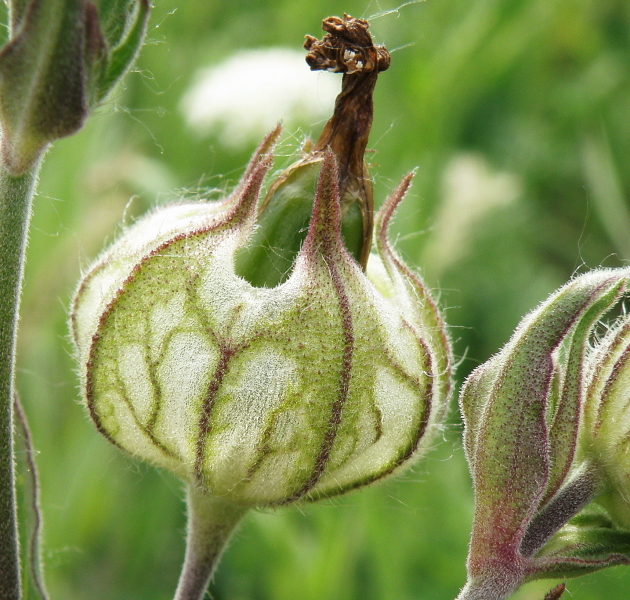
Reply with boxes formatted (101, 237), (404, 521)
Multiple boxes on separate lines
(173, 487), (248, 600)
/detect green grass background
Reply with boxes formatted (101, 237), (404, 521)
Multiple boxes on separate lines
(11, 0), (630, 598)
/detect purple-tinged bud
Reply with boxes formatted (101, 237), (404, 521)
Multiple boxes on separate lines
(457, 268), (630, 600)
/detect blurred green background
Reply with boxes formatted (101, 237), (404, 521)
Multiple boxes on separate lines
(11, 0), (630, 598)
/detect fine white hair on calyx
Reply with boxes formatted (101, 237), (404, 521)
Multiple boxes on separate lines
(180, 48), (339, 149)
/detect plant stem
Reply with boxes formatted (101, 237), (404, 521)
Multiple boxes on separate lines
(14, 393), (50, 600)
(0, 160), (40, 600)
(455, 575), (520, 600)
(174, 486), (249, 600)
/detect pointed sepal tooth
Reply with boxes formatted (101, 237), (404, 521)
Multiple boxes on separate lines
(241, 123), (282, 184)
(373, 171), (452, 419)
(374, 171), (414, 256)
(519, 467), (599, 557)
(300, 149), (347, 261)
(528, 550), (630, 581)
(460, 357), (501, 470)
(530, 511), (630, 574)
(582, 302), (630, 528)
(219, 149), (273, 234)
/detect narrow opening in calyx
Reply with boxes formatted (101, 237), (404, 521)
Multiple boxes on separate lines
(234, 14), (390, 288)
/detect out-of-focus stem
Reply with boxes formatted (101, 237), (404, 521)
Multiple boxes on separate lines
(0, 159), (40, 600)
(14, 393), (50, 600)
(173, 486), (249, 600)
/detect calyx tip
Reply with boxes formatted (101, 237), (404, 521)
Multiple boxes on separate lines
(224, 150), (274, 229)
(375, 172), (414, 248)
(301, 149), (346, 257)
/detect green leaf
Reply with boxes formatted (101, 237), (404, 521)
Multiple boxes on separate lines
(96, 0), (149, 102)
(96, 0), (137, 47)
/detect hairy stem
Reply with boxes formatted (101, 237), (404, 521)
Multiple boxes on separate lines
(0, 160), (40, 600)
(174, 486), (249, 600)
(455, 566), (523, 600)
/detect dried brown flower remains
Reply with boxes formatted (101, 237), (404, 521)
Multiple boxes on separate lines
(303, 14), (390, 267)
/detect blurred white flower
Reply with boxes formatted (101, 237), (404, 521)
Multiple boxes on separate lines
(424, 153), (521, 274)
(180, 48), (339, 149)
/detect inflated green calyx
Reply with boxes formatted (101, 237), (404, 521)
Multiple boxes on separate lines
(71, 132), (451, 506)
